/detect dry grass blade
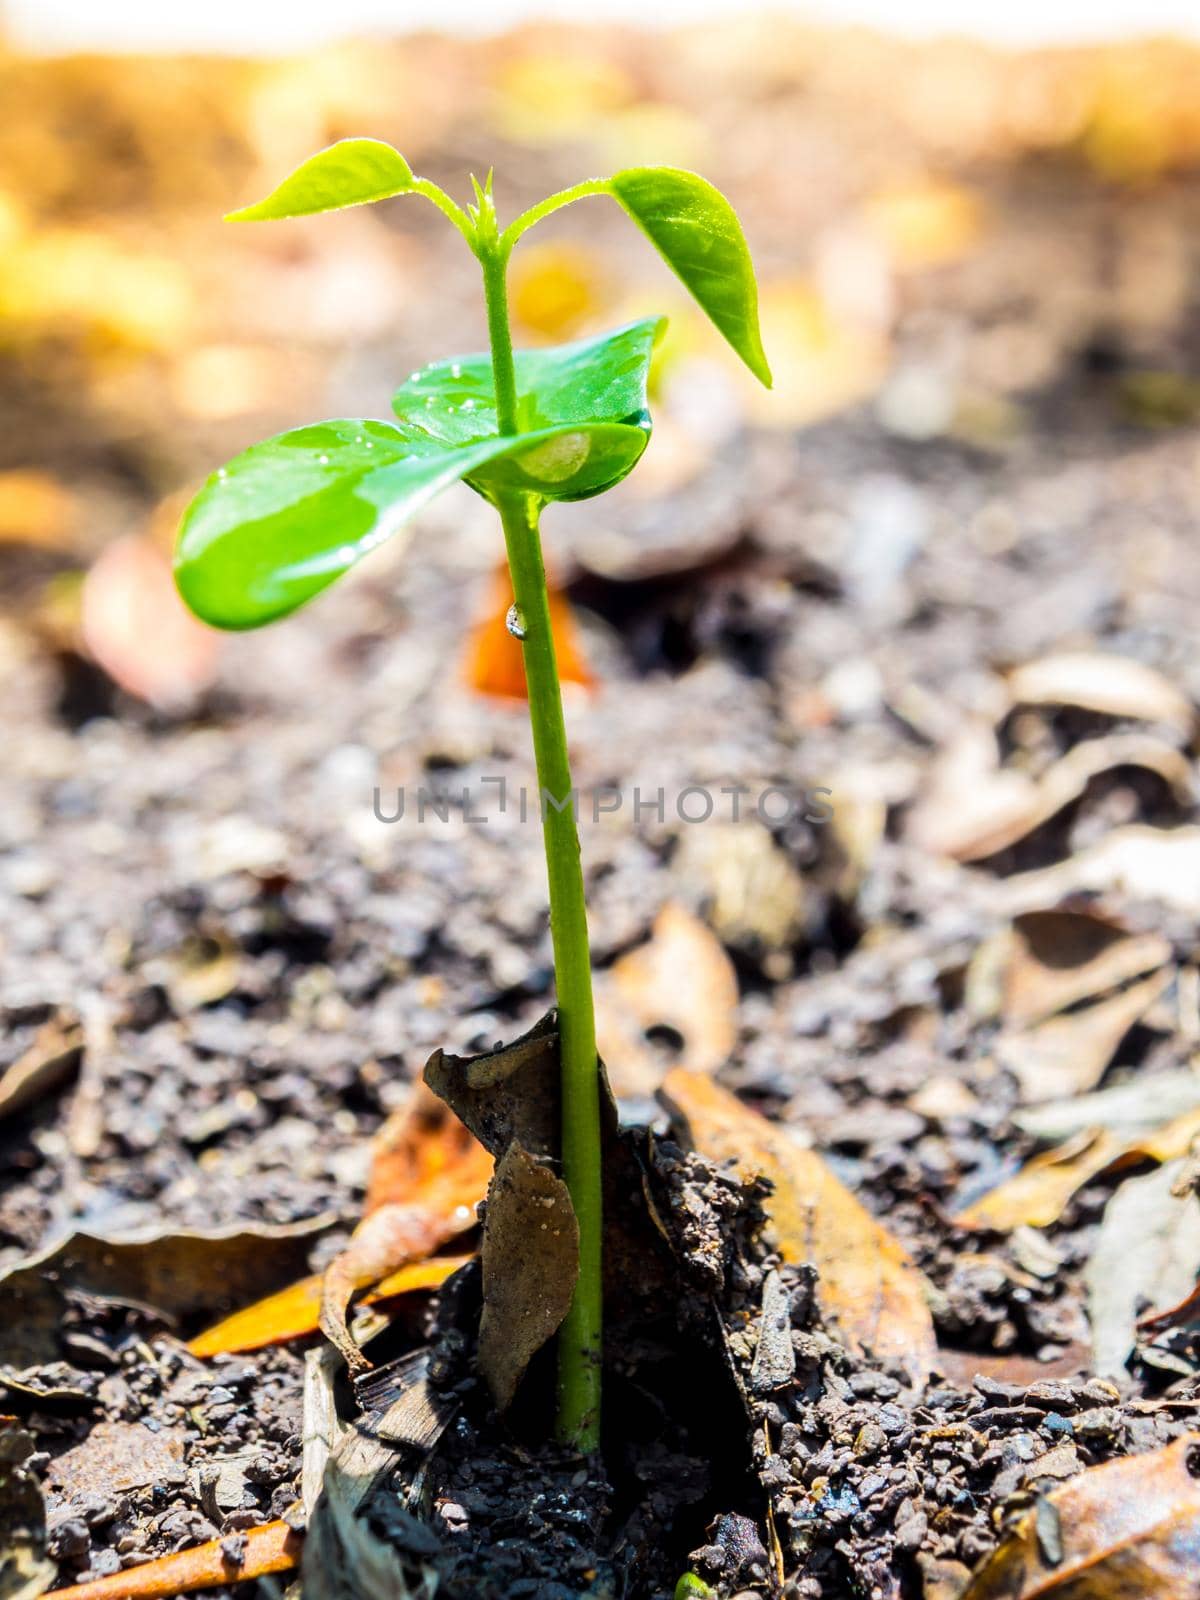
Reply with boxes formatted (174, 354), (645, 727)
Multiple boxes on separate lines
(663, 1069), (936, 1382)
(39, 1519), (301, 1600)
(961, 1434), (1200, 1599)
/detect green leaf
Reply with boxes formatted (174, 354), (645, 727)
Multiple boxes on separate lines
(392, 318), (663, 449)
(225, 138), (414, 222)
(175, 418), (648, 630)
(608, 167), (772, 388)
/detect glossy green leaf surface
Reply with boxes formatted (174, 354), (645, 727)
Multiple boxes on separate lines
(175, 417), (648, 629)
(225, 139), (414, 222)
(608, 167), (772, 388)
(392, 318), (663, 449)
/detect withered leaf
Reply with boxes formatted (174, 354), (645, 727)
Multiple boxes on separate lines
(961, 1435), (1200, 1599)
(478, 1141), (580, 1412)
(662, 1070), (936, 1382)
(423, 1011), (561, 1160)
(318, 1079), (492, 1373)
(997, 910), (1171, 1030)
(596, 902), (739, 1097)
(0, 1014), (83, 1125)
(1006, 651), (1194, 737)
(0, 1219), (335, 1369)
(1087, 1160), (1200, 1378)
(994, 967), (1172, 1104)
(957, 1104), (1200, 1232)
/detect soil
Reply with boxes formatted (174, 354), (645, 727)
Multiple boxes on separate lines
(6, 21), (1200, 1600)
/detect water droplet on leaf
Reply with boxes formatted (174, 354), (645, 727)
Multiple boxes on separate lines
(462, 398), (476, 411)
(505, 604), (527, 640)
(318, 453), (330, 465)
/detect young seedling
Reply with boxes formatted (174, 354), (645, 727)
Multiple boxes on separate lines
(174, 139), (771, 1452)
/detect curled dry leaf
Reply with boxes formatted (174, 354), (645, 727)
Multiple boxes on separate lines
(910, 727), (1192, 864)
(0, 1012), (82, 1124)
(1006, 651), (1195, 737)
(1087, 1159), (1200, 1377)
(960, 1434), (1200, 1600)
(319, 1080), (492, 1374)
(478, 1142), (580, 1412)
(38, 1520), (301, 1600)
(596, 902), (739, 1097)
(999, 825), (1200, 920)
(662, 1069), (936, 1382)
(0, 1219), (335, 1369)
(994, 966), (1172, 1104)
(992, 910), (1171, 1030)
(957, 1104), (1200, 1232)
(80, 535), (218, 712)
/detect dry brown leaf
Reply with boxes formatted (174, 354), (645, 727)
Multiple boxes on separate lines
(1087, 1160), (1200, 1377)
(910, 728), (1192, 863)
(596, 903), (739, 1097)
(80, 535), (218, 711)
(662, 1069), (936, 1382)
(1006, 651), (1195, 737)
(463, 562), (593, 702)
(478, 1142), (580, 1412)
(319, 1080), (492, 1373)
(186, 1254), (469, 1358)
(960, 1434), (1200, 1599)
(40, 1519), (301, 1600)
(999, 825), (1200, 919)
(957, 1104), (1200, 1232)
(998, 910), (1171, 1029)
(994, 967), (1172, 1104)
(0, 1012), (82, 1123)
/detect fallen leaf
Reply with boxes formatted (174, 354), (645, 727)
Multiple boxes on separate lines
(994, 967), (1172, 1104)
(1000, 825), (1200, 918)
(80, 535), (218, 711)
(39, 1520), (301, 1600)
(960, 1435), (1200, 1599)
(319, 1080), (492, 1373)
(0, 1013), (82, 1123)
(0, 1219), (335, 1368)
(464, 562), (593, 702)
(672, 823), (807, 953)
(478, 1142), (580, 1412)
(1015, 1067), (1200, 1144)
(596, 903), (739, 1097)
(186, 1255), (469, 1358)
(48, 1421), (186, 1508)
(997, 910), (1171, 1029)
(662, 1070), (936, 1382)
(957, 1105), (1200, 1232)
(911, 729), (1192, 863)
(1006, 652), (1194, 737)
(1087, 1160), (1200, 1377)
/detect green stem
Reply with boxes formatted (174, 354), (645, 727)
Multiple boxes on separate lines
(502, 178), (611, 252)
(411, 177), (475, 244)
(480, 241), (603, 1453)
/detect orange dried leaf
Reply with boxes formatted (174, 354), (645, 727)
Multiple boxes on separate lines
(186, 1254), (468, 1358)
(663, 1069), (936, 1382)
(464, 563), (593, 702)
(961, 1434), (1200, 1599)
(41, 1518), (301, 1600)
